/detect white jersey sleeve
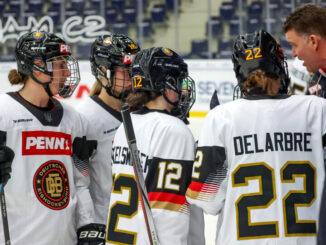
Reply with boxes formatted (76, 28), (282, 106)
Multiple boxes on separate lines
(187, 95), (326, 245)
(76, 96), (122, 225)
(71, 109), (96, 228)
(186, 108), (229, 215)
(106, 109), (195, 245)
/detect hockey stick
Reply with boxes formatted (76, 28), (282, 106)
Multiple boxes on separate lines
(0, 131), (10, 245)
(120, 104), (159, 245)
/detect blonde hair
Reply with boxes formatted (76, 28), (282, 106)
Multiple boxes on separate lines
(89, 80), (102, 96)
(8, 69), (28, 85)
(243, 70), (280, 96)
(89, 77), (111, 96)
(126, 91), (160, 108)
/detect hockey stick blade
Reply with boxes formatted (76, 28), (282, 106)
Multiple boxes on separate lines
(120, 104), (159, 245)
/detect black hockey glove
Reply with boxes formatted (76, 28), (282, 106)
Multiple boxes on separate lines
(73, 136), (97, 161)
(0, 145), (14, 186)
(77, 223), (106, 245)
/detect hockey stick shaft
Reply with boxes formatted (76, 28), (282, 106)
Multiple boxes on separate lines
(0, 131), (10, 245)
(120, 104), (158, 245)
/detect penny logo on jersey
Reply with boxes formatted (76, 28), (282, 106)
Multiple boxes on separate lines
(33, 160), (70, 210)
(22, 131), (72, 156)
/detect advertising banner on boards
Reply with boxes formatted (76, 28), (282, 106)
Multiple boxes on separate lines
(0, 59), (295, 117)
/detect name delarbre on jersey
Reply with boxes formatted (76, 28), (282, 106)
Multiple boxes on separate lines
(234, 132), (312, 155)
(22, 131), (72, 155)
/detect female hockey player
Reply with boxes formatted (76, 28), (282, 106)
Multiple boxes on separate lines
(76, 33), (140, 229)
(105, 47), (197, 245)
(186, 30), (326, 245)
(0, 31), (98, 245)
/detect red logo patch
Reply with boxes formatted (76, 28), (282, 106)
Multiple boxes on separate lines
(309, 84), (322, 95)
(33, 160), (70, 210)
(59, 44), (71, 54)
(22, 131), (72, 156)
(123, 54), (136, 64)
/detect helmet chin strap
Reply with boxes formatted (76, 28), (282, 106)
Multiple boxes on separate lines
(30, 73), (54, 98)
(95, 75), (128, 101)
(162, 89), (179, 113)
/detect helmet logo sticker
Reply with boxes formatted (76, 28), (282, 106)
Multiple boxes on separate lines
(128, 43), (138, 50)
(162, 48), (173, 56)
(123, 54), (136, 64)
(245, 47), (262, 60)
(103, 37), (112, 46)
(34, 32), (43, 39)
(59, 44), (71, 54)
(133, 76), (143, 88)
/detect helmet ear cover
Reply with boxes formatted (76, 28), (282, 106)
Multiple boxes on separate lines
(232, 30), (290, 96)
(15, 31), (80, 98)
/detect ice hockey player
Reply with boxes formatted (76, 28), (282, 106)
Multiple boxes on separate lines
(0, 31), (98, 245)
(106, 47), (197, 244)
(76, 34), (140, 236)
(186, 30), (326, 245)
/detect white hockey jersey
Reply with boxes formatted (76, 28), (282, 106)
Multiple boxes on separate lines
(76, 96), (122, 225)
(0, 92), (94, 245)
(106, 107), (195, 245)
(186, 95), (326, 245)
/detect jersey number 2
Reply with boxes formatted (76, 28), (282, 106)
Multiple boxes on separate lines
(232, 161), (316, 240)
(107, 174), (138, 245)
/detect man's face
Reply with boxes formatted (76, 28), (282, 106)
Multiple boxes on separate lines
(285, 29), (320, 72)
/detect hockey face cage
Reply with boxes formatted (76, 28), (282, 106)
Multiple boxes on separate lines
(109, 67), (133, 100)
(46, 55), (80, 98)
(176, 76), (196, 119)
(232, 30), (290, 98)
(90, 34), (140, 100)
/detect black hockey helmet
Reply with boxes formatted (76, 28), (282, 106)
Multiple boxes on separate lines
(15, 31), (80, 98)
(130, 47), (196, 119)
(90, 34), (140, 99)
(307, 68), (326, 98)
(232, 30), (290, 96)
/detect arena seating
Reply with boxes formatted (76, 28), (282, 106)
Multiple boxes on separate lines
(0, 0), (325, 60)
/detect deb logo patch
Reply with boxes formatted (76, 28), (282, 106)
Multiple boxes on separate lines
(59, 43), (71, 54)
(33, 160), (70, 210)
(22, 131), (72, 156)
(123, 54), (136, 64)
